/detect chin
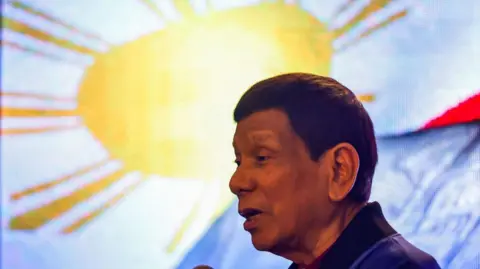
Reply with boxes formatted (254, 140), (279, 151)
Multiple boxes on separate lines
(250, 230), (278, 251)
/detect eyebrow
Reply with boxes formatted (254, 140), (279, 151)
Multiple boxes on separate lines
(248, 131), (281, 150)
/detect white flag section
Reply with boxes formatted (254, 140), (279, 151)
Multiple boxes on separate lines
(178, 122), (480, 269)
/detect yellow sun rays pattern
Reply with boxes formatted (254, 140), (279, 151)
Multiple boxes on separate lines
(3, 17), (98, 56)
(2, 0), (404, 254)
(9, 0), (110, 45)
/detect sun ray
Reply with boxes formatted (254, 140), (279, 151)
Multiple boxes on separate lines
(61, 175), (147, 234)
(357, 93), (376, 103)
(0, 124), (82, 136)
(9, 168), (128, 230)
(1, 40), (87, 66)
(165, 195), (203, 253)
(9, 0), (110, 46)
(336, 9), (408, 52)
(10, 159), (112, 201)
(2, 107), (78, 118)
(138, 0), (167, 21)
(330, 0), (360, 20)
(173, 0), (196, 20)
(0, 91), (76, 103)
(3, 17), (99, 56)
(166, 181), (235, 253)
(332, 0), (395, 39)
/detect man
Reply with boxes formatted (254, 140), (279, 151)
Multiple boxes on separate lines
(229, 73), (441, 269)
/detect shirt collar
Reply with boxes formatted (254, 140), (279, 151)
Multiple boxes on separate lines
(289, 202), (397, 269)
(297, 246), (331, 269)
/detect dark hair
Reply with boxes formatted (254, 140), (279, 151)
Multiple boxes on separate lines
(233, 73), (378, 203)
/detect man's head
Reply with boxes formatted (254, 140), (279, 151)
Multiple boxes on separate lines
(229, 73), (377, 260)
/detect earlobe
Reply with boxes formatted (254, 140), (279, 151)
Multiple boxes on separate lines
(328, 143), (360, 202)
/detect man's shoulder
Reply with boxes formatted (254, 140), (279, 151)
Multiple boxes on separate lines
(395, 258), (441, 269)
(357, 234), (441, 269)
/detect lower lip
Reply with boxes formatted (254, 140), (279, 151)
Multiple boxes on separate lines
(243, 214), (262, 231)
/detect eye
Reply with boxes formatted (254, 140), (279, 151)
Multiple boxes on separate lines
(256, 155), (270, 163)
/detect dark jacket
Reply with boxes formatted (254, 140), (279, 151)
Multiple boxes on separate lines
(288, 202), (441, 269)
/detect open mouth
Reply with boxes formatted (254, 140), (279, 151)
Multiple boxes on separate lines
(239, 208), (263, 220)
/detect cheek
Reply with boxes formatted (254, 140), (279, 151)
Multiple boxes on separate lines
(262, 168), (301, 223)
(270, 164), (321, 227)
(262, 166), (297, 202)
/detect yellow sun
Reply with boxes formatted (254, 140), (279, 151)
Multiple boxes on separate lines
(77, 2), (333, 252)
(77, 2), (333, 179)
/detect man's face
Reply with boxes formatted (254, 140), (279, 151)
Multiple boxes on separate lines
(230, 109), (331, 253)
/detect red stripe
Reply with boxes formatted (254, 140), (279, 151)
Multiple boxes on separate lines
(422, 91), (480, 130)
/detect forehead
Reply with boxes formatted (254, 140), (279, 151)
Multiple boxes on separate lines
(233, 110), (294, 148)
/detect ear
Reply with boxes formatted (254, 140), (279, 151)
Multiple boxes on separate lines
(327, 143), (360, 202)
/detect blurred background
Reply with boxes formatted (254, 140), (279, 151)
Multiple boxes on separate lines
(1, 0), (479, 268)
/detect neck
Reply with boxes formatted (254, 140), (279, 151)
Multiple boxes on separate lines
(278, 202), (366, 265)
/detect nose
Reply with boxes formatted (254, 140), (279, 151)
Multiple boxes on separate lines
(229, 167), (256, 196)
